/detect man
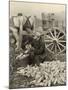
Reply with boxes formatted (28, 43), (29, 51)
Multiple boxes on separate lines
(28, 31), (46, 65)
(16, 30), (46, 67)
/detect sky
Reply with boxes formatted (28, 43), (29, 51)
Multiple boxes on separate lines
(10, 2), (65, 19)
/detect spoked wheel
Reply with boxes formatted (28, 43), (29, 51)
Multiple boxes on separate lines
(44, 27), (66, 54)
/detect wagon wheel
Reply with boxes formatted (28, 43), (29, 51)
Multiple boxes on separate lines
(44, 27), (66, 54)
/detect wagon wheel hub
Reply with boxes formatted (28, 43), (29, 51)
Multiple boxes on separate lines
(53, 38), (58, 44)
(44, 27), (66, 54)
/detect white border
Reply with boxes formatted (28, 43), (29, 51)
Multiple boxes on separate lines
(0, 0), (68, 90)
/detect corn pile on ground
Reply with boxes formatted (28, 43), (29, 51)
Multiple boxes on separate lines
(16, 60), (66, 87)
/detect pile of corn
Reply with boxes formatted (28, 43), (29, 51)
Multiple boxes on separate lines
(17, 60), (66, 87)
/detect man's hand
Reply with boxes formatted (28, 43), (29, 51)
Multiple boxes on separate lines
(16, 53), (24, 60)
(16, 52), (29, 60)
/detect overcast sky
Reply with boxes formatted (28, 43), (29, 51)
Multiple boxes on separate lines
(10, 2), (65, 19)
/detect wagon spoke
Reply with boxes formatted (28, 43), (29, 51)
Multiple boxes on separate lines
(58, 42), (65, 48)
(49, 30), (54, 38)
(46, 35), (53, 40)
(61, 48), (66, 53)
(59, 40), (66, 43)
(58, 35), (64, 40)
(55, 44), (57, 53)
(46, 43), (53, 48)
(57, 31), (60, 38)
(51, 44), (54, 51)
(54, 29), (56, 37)
(57, 43), (62, 52)
(44, 40), (53, 42)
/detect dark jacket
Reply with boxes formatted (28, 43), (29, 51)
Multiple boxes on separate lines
(31, 37), (45, 55)
(29, 37), (45, 65)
